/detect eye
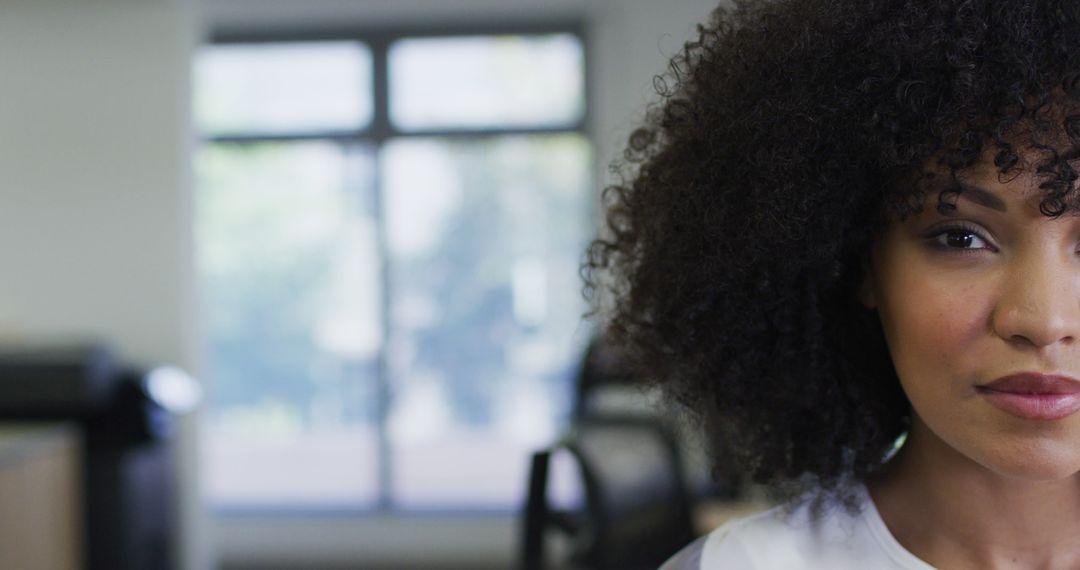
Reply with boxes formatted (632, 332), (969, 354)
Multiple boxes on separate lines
(928, 225), (995, 252)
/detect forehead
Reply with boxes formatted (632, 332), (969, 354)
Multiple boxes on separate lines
(955, 167), (1042, 209)
(913, 153), (1074, 219)
(902, 95), (1080, 218)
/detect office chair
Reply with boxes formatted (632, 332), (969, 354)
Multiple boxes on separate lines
(571, 335), (746, 500)
(521, 414), (697, 570)
(571, 336), (642, 420)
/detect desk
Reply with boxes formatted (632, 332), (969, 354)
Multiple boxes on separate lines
(0, 423), (82, 570)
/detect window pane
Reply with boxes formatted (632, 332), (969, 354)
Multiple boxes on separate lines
(197, 141), (382, 508)
(389, 34), (584, 131)
(196, 42), (372, 135)
(381, 134), (592, 509)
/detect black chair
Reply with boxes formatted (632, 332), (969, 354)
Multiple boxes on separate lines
(571, 336), (640, 420)
(521, 415), (697, 570)
(571, 335), (746, 500)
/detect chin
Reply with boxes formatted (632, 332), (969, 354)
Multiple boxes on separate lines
(978, 442), (1080, 481)
(991, 463), (1080, 481)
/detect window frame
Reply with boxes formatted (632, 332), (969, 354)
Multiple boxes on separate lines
(200, 21), (594, 517)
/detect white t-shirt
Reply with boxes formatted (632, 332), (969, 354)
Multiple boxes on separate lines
(660, 484), (934, 569)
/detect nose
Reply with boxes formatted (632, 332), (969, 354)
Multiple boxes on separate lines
(991, 251), (1080, 349)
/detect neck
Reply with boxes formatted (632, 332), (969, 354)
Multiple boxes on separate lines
(869, 418), (1080, 570)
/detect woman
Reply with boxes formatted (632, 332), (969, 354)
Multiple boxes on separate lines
(585, 0), (1080, 568)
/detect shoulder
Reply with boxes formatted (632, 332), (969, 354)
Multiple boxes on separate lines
(674, 485), (933, 570)
(656, 507), (788, 570)
(700, 504), (801, 569)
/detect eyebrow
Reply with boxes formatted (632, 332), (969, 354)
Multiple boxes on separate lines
(948, 182), (1008, 213)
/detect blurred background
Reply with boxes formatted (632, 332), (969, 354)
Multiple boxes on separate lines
(0, 0), (731, 568)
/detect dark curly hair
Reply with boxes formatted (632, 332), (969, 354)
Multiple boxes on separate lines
(585, 0), (1080, 499)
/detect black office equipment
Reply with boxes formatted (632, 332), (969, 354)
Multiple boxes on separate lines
(0, 343), (194, 570)
(521, 415), (697, 570)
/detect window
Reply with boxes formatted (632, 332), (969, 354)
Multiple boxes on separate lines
(195, 30), (592, 512)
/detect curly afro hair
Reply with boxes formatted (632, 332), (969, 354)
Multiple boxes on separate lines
(585, 0), (1080, 498)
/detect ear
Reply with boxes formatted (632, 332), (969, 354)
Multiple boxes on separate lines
(857, 255), (878, 309)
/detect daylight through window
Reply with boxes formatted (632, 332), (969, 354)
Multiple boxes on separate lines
(195, 31), (592, 511)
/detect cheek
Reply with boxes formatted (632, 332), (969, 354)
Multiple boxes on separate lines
(877, 266), (994, 398)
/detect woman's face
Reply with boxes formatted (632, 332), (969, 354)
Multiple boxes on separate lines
(864, 158), (1080, 480)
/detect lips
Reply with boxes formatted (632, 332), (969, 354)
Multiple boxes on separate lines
(977, 373), (1080, 421)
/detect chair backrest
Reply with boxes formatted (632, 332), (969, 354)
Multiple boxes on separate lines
(572, 336), (640, 420)
(521, 415), (697, 570)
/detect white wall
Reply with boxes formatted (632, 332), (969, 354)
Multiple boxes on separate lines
(202, 0), (719, 567)
(0, 1), (206, 568)
(589, 0), (721, 191)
